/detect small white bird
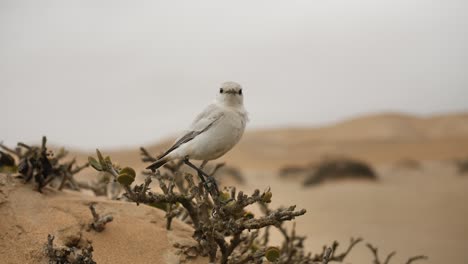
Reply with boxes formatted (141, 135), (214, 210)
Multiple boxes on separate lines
(146, 81), (248, 171)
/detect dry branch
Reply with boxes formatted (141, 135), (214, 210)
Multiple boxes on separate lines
(88, 203), (113, 232)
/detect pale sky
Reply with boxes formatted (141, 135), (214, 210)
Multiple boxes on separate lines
(1, 0), (467, 150)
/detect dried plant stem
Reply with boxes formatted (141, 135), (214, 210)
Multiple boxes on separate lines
(88, 203), (113, 232)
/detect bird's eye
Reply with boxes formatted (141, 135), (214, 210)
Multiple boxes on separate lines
(238, 89), (242, 95)
(220, 88), (224, 94)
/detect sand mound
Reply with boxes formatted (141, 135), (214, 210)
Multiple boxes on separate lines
(0, 174), (206, 264)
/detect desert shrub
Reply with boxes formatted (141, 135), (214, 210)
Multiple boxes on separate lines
(455, 158), (468, 174)
(0, 150), (16, 173)
(303, 158), (377, 186)
(90, 149), (309, 263)
(88, 149), (425, 264)
(0, 137), (88, 192)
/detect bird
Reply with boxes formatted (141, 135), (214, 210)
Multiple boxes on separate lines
(146, 81), (248, 172)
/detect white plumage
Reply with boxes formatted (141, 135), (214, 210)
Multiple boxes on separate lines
(146, 81), (248, 170)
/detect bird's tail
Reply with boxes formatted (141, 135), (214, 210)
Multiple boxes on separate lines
(146, 157), (170, 171)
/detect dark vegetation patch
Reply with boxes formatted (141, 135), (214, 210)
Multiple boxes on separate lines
(455, 158), (468, 175)
(303, 158), (378, 187)
(0, 137), (88, 192)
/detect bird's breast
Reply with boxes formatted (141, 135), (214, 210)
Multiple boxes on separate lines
(187, 110), (246, 160)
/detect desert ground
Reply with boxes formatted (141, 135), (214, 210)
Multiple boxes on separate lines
(1, 112), (468, 263)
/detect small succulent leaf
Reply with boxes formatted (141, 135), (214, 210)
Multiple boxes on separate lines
(265, 247), (280, 262)
(218, 192), (231, 202)
(117, 173), (134, 186)
(261, 191), (273, 203)
(243, 211), (254, 219)
(120, 167), (136, 178)
(88, 157), (102, 171)
(96, 149), (105, 164)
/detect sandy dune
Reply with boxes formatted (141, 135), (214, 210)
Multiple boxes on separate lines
(2, 112), (468, 263)
(0, 175), (208, 264)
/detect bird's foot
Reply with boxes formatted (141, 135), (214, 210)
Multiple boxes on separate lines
(205, 175), (219, 197)
(183, 157), (219, 196)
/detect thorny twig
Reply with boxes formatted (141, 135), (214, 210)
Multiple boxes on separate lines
(367, 243), (428, 264)
(319, 237), (364, 262)
(367, 243), (393, 264)
(405, 255), (429, 264)
(88, 203), (113, 232)
(321, 248), (332, 264)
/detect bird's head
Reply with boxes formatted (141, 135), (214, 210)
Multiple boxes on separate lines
(216, 81), (244, 107)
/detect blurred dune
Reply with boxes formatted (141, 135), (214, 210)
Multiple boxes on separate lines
(223, 112), (468, 170)
(133, 112), (468, 171)
(2, 112), (468, 263)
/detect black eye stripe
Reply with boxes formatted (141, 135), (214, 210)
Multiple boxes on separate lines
(220, 89), (242, 94)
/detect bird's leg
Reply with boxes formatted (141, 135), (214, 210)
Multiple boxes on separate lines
(183, 157), (208, 184)
(183, 157), (219, 197)
(201, 160), (220, 196)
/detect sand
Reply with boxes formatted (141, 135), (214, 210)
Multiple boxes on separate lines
(0, 175), (208, 264)
(1, 112), (468, 263)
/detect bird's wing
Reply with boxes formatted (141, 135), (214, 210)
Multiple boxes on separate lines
(157, 104), (224, 159)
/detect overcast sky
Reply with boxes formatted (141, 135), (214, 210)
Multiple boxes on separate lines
(1, 0), (467, 150)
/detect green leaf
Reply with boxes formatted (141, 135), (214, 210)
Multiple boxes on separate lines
(120, 167), (136, 179)
(88, 157), (102, 171)
(117, 173), (134, 186)
(243, 211), (254, 219)
(265, 247), (280, 262)
(261, 191), (272, 203)
(218, 191), (231, 202)
(96, 149), (104, 163)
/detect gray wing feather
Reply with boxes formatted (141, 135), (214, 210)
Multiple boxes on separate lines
(188, 104), (223, 131)
(157, 104), (224, 159)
